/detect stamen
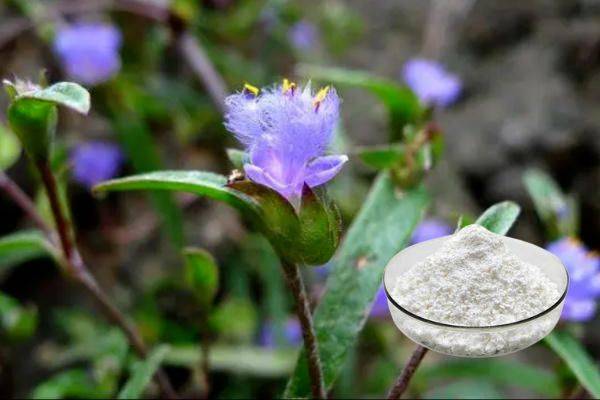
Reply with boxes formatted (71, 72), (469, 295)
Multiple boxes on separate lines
(313, 86), (330, 109)
(243, 82), (259, 97)
(282, 78), (297, 94)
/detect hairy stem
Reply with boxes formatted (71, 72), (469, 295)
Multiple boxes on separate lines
(281, 261), (326, 399)
(387, 345), (429, 399)
(34, 161), (177, 399)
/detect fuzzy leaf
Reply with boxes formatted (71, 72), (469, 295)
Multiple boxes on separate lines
(32, 369), (109, 399)
(545, 331), (600, 399)
(117, 345), (170, 399)
(474, 201), (521, 235)
(183, 247), (219, 307)
(285, 173), (429, 397)
(15, 82), (90, 114)
(297, 64), (423, 139)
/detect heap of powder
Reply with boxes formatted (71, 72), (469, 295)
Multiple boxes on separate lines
(393, 224), (560, 326)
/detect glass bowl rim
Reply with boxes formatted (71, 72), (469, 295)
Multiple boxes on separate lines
(384, 235), (570, 330)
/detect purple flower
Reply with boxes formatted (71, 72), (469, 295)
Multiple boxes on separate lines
(547, 238), (600, 322)
(70, 141), (123, 189)
(224, 81), (347, 201)
(411, 218), (453, 244)
(288, 20), (319, 51)
(258, 318), (302, 347)
(370, 285), (389, 319)
(53, 22), (122, 86)
(402, 58), (462, 108)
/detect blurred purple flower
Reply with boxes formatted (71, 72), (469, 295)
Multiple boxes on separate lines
(411, 218), (453, 244)
(70, 141), (123, 189)
(224, 81), (347, 201)
(370, 286), (389, 319)
(53, 22), (122, 86)
(402, 58), (462, 108)
(259, 318), (302, 347)
(547, 238), (600, 322)
(288, 20), (319, 51)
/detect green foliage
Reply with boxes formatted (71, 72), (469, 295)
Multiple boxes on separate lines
(425, 380), (503, 399)
(474, 201), (521, 235)
(0, 230), (56, 280)
(4, 81), (89, 161)
(523, 169), (578, 239)
(296, 64), (423, 140)
(118, 345), (170, 399)
(165, 344), (296, 377)
(545, 331), (600, 398)
(32, 369), (110, 399)
(183, 247), (219, 308)
(0, 292), (37, 342)
(286, 173), (430, 397)
(0, 124), (21, 170)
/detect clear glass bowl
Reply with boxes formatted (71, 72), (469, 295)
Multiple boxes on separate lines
(384, 235), (569, 357)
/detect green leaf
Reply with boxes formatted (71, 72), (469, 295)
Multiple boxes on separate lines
(118, 345), (170, 399)
(414, 359), (561, 397)
(0, 292), (38, 342)
(356, 144), (405, 170)
(285, 173), (429, 397)
(0, 124), (22, 170)
(165, 345), (297, 377)
(15, 82), (90, 114)
(226, 148), (247, 169)
(545, 331), (600, 398)
(183, 247), (219, 307)
(32, 369), (109, 399)
(94, 171), (260, 219)
(297, 64), (423, 139)
(523, 169), (577, 239)
(0, 230), (56, 280)
(474, 201), (521, 235)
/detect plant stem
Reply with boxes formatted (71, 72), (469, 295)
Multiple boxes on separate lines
(281, 261), (326, 399)
(387, 345), (429, 399)
(34, 160), (177, 399)
(0, 171), (53, 236)
(199, 334), (211, 399)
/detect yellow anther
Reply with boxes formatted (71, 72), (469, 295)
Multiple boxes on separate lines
(282, 78), (296, 93)
(313, 86), (330, 107)
(243, 82), (259, 96)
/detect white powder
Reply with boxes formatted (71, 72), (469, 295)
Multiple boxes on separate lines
(389, 224), (562, 356)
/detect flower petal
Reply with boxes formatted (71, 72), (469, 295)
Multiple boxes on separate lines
(304, 155), (348, 187)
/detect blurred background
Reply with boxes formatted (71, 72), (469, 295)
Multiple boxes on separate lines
(0, 0), (599, 398)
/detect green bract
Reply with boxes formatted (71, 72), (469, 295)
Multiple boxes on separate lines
(94, 171), (342, 266)
(4, 80), (90, 161)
